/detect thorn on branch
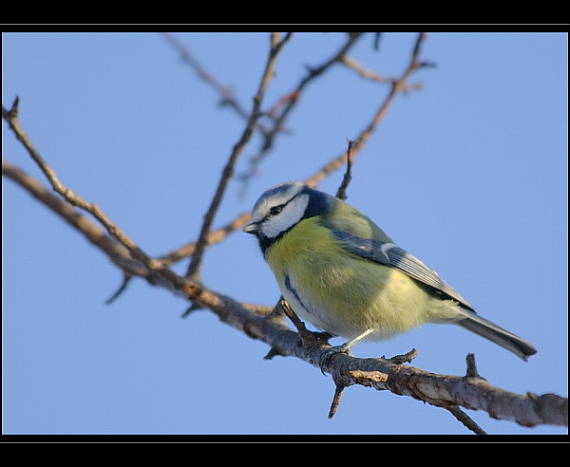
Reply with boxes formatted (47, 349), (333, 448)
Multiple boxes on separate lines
(335, 140), (354, 201)
(411, 32), (427, 64)
(181, 301), (203, 318)
(328, 383), (346, 419)
(373, 32), (382, 51)
(303, 63), (315, 74)
(446, 405), (488, 435)
(384, 348), (418, 365)
(105, 274), (133, 305)
(408, 32), (437, 73)
(264, 347), (285, 360)
(2, 95), (20, 120)
(465, 353), (485, 380)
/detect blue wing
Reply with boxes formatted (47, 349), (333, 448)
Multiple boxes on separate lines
(331, 230), (475, 311)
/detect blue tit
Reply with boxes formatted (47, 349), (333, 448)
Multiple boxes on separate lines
(243, 181), (537, 361)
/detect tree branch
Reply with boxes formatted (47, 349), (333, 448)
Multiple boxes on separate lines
(3, 159), (567, 430)
(105, 273), (133, 305)
(339, 54), (423, 94)
(2, 97), (160, 272)
(445, 406), (487, 435)
(185, 32), (292, 280)
(335, 140), (354, 201)
(2, 159), (134, 269)
(156, 33), (429, 268)
(158, 211), (252, 266)
(4, 33), (566, 432)
(305, 33), (431, 189)
(238, 32), (365, 191)
(162, 33), (277, 135)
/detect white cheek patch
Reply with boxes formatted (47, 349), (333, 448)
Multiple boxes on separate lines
(261, 193), (309, 238)
(250, 182), (305, 224)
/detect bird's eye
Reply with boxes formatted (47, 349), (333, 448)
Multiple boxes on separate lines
(270, 205), (284, 216)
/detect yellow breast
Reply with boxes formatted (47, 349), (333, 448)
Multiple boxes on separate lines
(265, 217), (437, 340)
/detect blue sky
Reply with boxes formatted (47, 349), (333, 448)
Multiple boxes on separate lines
(2, 31), (567, 435)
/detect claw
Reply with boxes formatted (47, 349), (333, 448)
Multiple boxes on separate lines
(318, 329), (375, 375)
(319, 343), (352, 375)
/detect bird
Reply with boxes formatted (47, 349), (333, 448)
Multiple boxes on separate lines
(243, 181), (537, 362)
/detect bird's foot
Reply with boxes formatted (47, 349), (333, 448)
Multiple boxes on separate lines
(318, 342), (353, 375)
(317, 329), (376, 375)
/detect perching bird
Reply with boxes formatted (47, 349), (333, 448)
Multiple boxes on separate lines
(243, 181), (537, 361)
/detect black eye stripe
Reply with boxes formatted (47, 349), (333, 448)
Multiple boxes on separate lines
(264, 193), (299, 220)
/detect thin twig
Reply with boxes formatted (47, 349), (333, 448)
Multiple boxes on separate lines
(335, 140), (354, 200)
(155, 33), (433, 269)
(305, 33), (432, 189)
(105, 274), (133, 305)
(465, 352), (485, 379)
(7, 33), (563, 432)
(158, 211), (251, 266)
(261, 90), (299, 126)
(446, 406), (488, 435)
(5, 31), (427, 291)
(2, 159), (137, 270)
(328, 384), (346, 419)
(162, 33), (273, 132)
(238, 32), (365, 192)
(373, 33), (382, 51)
(2, 97), (159, 271)
(339, 55), (392, 84)
(186, 32), (292, 279)
(263, 347), (285, 360)
(4, 160), (568, 429)
(181, 302), (203, 318)
(339, 55), (422, 94)
(3, 133), (250, 324)
(2, 163), (273, 315)
(384, 348), (418, 365)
